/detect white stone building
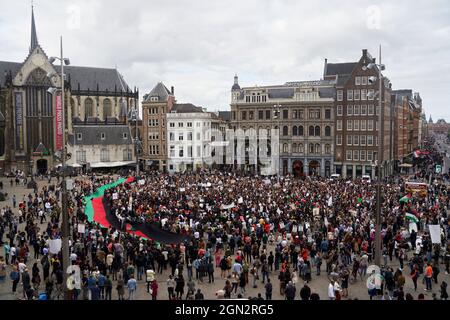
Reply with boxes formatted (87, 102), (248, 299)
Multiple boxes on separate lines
(166, 104), (212, 173)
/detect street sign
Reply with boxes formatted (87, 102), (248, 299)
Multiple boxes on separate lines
(436, 165), (442, 174)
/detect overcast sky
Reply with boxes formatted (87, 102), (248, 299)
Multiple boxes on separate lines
(1, 0), (449, 120)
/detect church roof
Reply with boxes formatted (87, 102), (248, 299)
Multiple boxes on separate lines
(69, 125), (132, 145)
(143, 82), (171, 102)
(0, 60), (132, 92)
(324, 62), (358, 76)
(30, 6), (38, 53)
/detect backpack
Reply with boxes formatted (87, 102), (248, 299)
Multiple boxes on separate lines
(10, 271), (19, 281)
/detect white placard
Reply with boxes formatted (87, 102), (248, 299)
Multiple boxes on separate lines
(238, 197), (243, 204)
(77, 223), (85, 234)
(179, 188), (185, 192)
(112, 193), (118, 200)
(138, 179), (145, 185)
(49, 239), (62, 254)
(428, 225), (441, 244)
(313, 207), (320, 216)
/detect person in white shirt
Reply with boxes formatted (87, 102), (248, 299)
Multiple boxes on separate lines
(328, 280), (336, 300)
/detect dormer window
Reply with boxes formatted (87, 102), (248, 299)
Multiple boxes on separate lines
(101, 132), (106, 140)
(150, 96), (159, 102)
(76, 133), (82, 141)
(123, 132), (128, 139)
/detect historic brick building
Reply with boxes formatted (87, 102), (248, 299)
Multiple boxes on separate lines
(324, 49), (393, 179)
(0, 8), (138, 174)
(230, 76), (335, 176)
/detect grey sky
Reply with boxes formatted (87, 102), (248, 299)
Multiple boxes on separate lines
(1, 0), (449, 120)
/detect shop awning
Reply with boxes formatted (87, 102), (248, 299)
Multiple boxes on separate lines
(90, 161), (135, 168)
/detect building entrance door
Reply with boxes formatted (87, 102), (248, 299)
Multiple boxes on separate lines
(36, 159), (48, 175)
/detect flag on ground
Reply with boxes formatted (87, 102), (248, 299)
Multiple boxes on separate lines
(405, 213), (419, 223)
(400, 195), (410, 203)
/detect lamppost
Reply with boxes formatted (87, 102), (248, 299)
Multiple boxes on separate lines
(364, 45), (385, 267)
(273, 103), (281, 176)
(47, 36), (71, 297)
(128, 107), (140, 176)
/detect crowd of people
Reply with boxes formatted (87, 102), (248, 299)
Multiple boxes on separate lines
(0, 140), (449, 301)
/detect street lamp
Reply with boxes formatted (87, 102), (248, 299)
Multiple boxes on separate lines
(128, 107), (140, 176)
(273, 103), (281, 176)
(48, 36), (71, 298)
(364, 45), (385, 267)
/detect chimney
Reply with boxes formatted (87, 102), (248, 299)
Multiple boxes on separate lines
(171, 86), (174, 95)
(323, 58), (328, 78)
(362, 49), (367, 56)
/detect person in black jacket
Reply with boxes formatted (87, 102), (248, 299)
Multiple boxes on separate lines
(207, 259), (214, 283)
(300, 283), (311, 300)
(194, 289), (204, 300)
(285, 281), (296, 300)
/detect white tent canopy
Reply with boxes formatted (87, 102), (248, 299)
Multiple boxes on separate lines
(90, 161), (135, 168)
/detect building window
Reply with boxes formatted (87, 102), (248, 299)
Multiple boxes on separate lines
(299, 126), (304, 136)
(265, 110), (271, 119)
(315, 126), (320, 136)
(347, 120), (353, 131)
(368, 90), (374, 100)
(354, 90), (360, 100)
(283, 143), (288, 153)
(367, 135), (374, 146)
(325, 109), (331, 119)
(309, 126), (314, 136)
(336, 135), (342, 146)
(123, 148), (132, 161)
(337, 105), (343, 116)
(169, 133), (174, 141)
(367, 150), (373, 161)
(292, 143), (298, 153)
(148, 119), (159, 127)
(282, 110), (288, 119)
(85, 98), (93, 118)
(361, 120), (366, 131)
(315, 144), (321, 154)
(347, 105), (353, 116)
(376, 105), (380, 116)
(76, 150), (86, 163)
(360, 150), (366, 161)
(259, 110), (264, 120)
(100, 149), (109, 162)
(353, 150), (359, 161)
(347, 135), (352, 146)
(346, 150), (352, 161)
(368, 120), (374, 131)
(187, 122), (192, 127)
(355, 77), (361, 85)
(283, 126), (288, 136)
(241, 111), (247, 120)
(178, 133), (183, 141)
(309, 143), (314, 154)
(187, 132), (192, 141)
(354, 120), (359, 131)
(76, 133), (82, 141)
(179, 146), (184, 157)
(360, 135), (366, 146)
(361, 89), (367, 101)
(299, 143), (304, 153)
(325, 126), (331, 137)
(325, 144), (331, 154)
(368, 105), (374, 115)
(354, 105), (360, 116)
(169, 122), (175, 128)
(103, 98), (112, 118)
(362, 76), (368, 85)
(361, 105), (367, 115)
(293, 126), (298, 136)
(169, 145), (175, 157)
(347, 90), (353, 101)
(353, 135), (359, 146)
(299, 110), (304, 119)
(337, 90), (343, 101)
(337, 120), (342, 131)
(101, 132), (106, 140)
